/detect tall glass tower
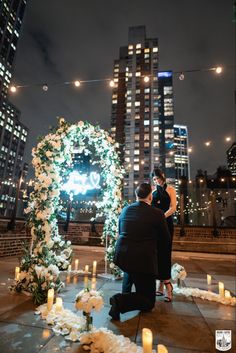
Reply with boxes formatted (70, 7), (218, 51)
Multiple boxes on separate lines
(111, 26), (175, 201)
(0, 0), (28, 216)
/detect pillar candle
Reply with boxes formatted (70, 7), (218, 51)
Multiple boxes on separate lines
(68, 264), (71, 272)
(84, 275), (89, 288)
(15, 266), (20, 280)
(47, 288), (54, 311)
(55, 297), (63, 312)
(157, 344), (168, 353)
(218, 282), (224, 297)
(74, 259), (79, 271)
(225, 290), (231, 298)
(85, 265), (89, 274)
(207, 274), (211, 285)
(142, 328), (153, 353)
(91, 276), (96, 290)
(92, 261), (97, 276)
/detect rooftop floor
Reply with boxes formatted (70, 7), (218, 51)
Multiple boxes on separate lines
(0, 247), (235, 353)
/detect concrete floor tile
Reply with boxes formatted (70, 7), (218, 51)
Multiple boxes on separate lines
(0, 322), (54, 353)
(194, 298), (235, 321)
(137, 312), (214, 351)
(154, 298), (202, 317)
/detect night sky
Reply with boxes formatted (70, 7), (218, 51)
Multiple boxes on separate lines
(10, 0), (235, 178)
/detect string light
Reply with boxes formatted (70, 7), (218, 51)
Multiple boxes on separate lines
(8, 64), (233, 94)
(225, 136), (231, 142)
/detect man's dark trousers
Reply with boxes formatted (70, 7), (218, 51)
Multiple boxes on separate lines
(114, 272), (156, 313)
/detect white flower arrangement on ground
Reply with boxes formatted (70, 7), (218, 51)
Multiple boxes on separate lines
(79, 327), (146, 353)
(75, 288), (104, 313)
(171, 263), (187, 282)
(11, 118), (124, 304)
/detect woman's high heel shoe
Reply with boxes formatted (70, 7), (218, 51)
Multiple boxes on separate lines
(156, 280), (164, 296)
(164, 281), (173, 302)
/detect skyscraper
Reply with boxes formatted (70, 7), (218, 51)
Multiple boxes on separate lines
(227, 142), (236, 176)
(0, 0), (28, 216)
(111, 26), (175, 200)
(174, 124), (190, 180)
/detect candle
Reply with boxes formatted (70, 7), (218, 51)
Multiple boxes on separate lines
(207, 274), (211, 285)
(142, 328), (153, 353)
(47, 288), (54, 311)
(92, 261), (97, 276)
(74, 259), (79, 271)
(68, 264), (71, 272)
(56, 297), (63, 312)
(225, 290), (231, 298)
(218, 282), (224, 297)
(84, 275), (89, 288)
(91, 276), (96, 289)
(85, 265), (89, 274)
(15, 266), (20, 280)
(157, 344), (168, 353)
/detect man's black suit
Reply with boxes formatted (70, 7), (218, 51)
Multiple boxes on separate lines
(112, 200), (171, 315)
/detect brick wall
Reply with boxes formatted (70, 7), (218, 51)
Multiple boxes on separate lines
(0, 219), (235, 257)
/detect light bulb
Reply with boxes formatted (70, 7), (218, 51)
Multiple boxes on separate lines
(215, 66), (222, 74)
(42, 84), (48, 91)
(109, 80), (115, 87)
(74, 80), (81, 87)
(143, 76), (150, 83)
(10, 85), (17, 93)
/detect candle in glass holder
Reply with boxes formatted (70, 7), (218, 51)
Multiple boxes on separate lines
(157, 344), (168, 353)
(56, 297), (63, 312)
(142, 328), (153, 353)
(207, 274), (211, 285)
(47, 288), (54, 311)
(92, 261), (97, 276)
(85, 265), (89, 274)
(218, 282), (224, 297)
(68, 264), (71, 272)
(225, 290), (231, 298)
(91, 276), (96, 290)
(74, 259), (79, 271)
(15, 266), (20, 280)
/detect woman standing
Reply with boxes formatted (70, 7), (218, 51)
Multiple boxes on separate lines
(151, 167), (177, 302)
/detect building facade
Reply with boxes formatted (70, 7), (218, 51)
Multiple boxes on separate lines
(111, 26), (176, 200)
(174, 124), (190, 180)
(227, 142), (236, 176)
(0, 0), (28, 216)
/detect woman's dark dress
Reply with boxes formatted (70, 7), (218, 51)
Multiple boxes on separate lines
(152, 184), (174, 280)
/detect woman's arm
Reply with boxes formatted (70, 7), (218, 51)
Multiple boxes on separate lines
(164, 185), (177, 218)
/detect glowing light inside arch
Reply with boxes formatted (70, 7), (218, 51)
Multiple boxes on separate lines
(62, 171), (101, 195)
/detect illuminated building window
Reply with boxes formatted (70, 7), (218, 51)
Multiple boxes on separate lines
(128, 51), (133, 55)
(153, 126), (159, 132)
(144, 142), (150, 147)
(136, 49), (141, 54)
(153, 142), (159, 147)
(136, 43), (141, 49)
(144, 48), (150, 53)
(153, 47), (158, 52)
(144, 134), (149, 141)
(144, 120), (150, 126)
(135, 101), (140, 107)
(136, 89), (140, 94)
(135, 134), (140, 141)
(135, 72), (141, 77)
(134, 165), (139, 171)
(128, 45), (133, 49)
(135, 115), (140, 120)
(134, 150), (140, 155)
(126, 102), (132, 107)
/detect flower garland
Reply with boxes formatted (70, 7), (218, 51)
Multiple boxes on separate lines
(11, 118), (124, 303)
(173, 285), (236, 306)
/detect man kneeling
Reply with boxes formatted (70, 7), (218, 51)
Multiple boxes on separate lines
(109, 183), (171, 320)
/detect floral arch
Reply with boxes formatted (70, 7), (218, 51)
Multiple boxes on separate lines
(14, 118), (124, 304)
